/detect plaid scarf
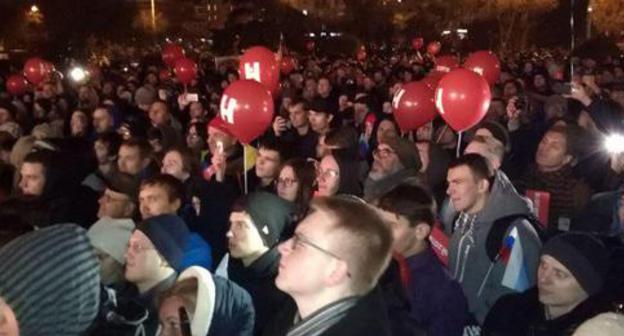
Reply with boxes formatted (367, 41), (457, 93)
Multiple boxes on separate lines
(287, 296), (360, 336)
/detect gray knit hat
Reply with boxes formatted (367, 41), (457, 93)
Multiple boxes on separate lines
(0, 224), (100, 335)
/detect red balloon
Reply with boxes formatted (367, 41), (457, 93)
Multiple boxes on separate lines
(435, 55), (460, 73)
(174, 58), (198, 85)
(159, 69), (172, 82)
(23, 57), (49, 85)
(6, 74), (28, 96)
(427, 41), (441, 56)
(422, 71), (445, 90)
(392, 81), (436, 131)
(162, 43), (185, 67)
(280, 56), (296, 75)
(219, 80), (274, 144)
(435, 69), (491, 132)
(463, 50), (501, 85)
(411, 37), (424, 51)
(239, 46), (280, 93)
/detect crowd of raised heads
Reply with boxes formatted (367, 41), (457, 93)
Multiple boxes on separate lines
(1, 41), (624, 336)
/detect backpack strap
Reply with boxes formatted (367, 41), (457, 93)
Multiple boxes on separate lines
(485, 213), (542, 262)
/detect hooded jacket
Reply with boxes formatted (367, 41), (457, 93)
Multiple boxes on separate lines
(172, 266), (255, 336)
(0, 224), (100, 335)
(445, 170), (542, 324)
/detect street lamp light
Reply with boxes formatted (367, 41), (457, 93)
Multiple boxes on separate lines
(150, 0), (157, 32)
(587, 6), (593, 40)
(30, 5), (39, 13)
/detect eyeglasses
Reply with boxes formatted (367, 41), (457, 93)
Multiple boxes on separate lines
(316, 168), (339, 180)
(277, 177), (299, 187)
(127, 242), (156, 254)
(286, 233), (351, 277)
(373, 147), (396, 159)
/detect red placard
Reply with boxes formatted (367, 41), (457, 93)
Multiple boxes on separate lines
(526, 190), (551, 228)
(429, 223), (449, 266)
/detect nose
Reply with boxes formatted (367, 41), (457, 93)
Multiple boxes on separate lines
(277, 239), (292, 256)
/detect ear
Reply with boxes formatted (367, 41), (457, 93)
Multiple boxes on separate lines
(171, 199), (182, 212)
(123, 202), (136, 218)
(325, 259), (350, 287)
(327, 114), (334, 123)
(414, 223), (431, 241)
(477, 178), (490, 194)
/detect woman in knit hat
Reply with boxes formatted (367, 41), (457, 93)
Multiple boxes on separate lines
(482, 232), (612, 336)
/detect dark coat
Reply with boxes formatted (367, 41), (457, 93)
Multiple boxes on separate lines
(208, 276), (255, 336)
(482, 287), (610, 336)
(227, 248), (288, 335)
(404, 248), (469, 336)
(263, 287), (394, 336)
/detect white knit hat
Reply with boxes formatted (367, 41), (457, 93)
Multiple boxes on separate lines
(573, 313), (624, 336)
(87, 217), (135, 264)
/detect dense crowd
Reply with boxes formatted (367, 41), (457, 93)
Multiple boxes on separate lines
(0, 41), (624, 336)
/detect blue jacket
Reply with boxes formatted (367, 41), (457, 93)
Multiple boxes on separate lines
(208, 275), (255, 336)
(181, 233), (213, 271)
(405, 247), (470, 336)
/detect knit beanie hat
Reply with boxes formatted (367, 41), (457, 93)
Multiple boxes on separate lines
(208, 117), (232, 135)
(573, 312), (624, 336)
(476, 120), (509, 149)
(239, 192), (295, 247)
(381, 134), (422, 171)
(136, 214), (189, 272)
(104, 171), (141, 202)
(134, 86), (156, 107)
(0, 224), (100, 335)
(87, 217), (135, 264)
(541, 232), (609, 296)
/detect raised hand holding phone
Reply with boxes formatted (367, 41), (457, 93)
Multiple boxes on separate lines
(212, 139), (227, 182)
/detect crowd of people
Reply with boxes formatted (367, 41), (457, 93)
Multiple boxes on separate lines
(0, 40), (624, 336)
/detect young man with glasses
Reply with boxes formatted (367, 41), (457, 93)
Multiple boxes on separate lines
(266, 196), (393, 336)
(364, 134), (424, 202)
(124, 214), (191, 335)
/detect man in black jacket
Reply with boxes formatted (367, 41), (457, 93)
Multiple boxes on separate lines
(220, 192), (295, 335)
(265, 196), (393, 336)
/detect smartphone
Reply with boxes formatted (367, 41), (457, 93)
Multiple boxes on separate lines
(187, 93), (199, 102)
(178, 307), (192, 336)
(216, 140), (224, 155)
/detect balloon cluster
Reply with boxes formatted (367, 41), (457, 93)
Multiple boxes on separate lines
(161, 43), (197, 85)
(215, 46), (281, 144)
(5, 57), (54, 96)
(393, 45), (500, 133)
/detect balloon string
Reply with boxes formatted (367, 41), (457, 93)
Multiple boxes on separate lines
(243, 145), (248, 195)
(435, 124), (448, 144)
(570, 0), (575, 79)
(456, 131), (463, 158)
(184, 84), (188, 94)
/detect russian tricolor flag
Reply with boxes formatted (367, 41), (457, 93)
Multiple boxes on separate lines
(500, 227), (530, 292)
